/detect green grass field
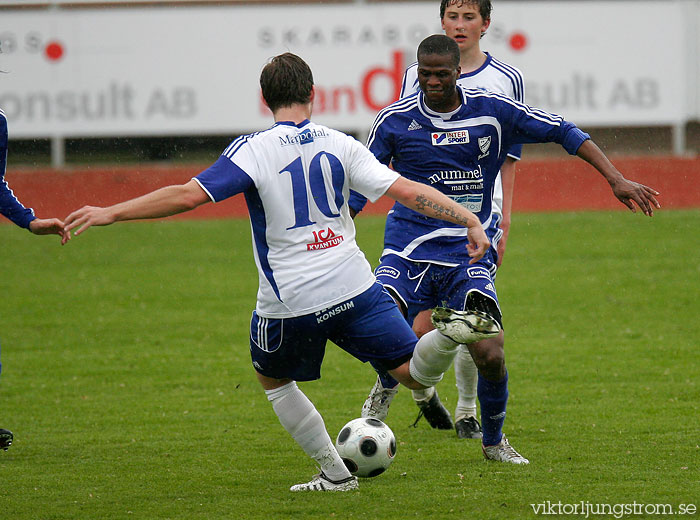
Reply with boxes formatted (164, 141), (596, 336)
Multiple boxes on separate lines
(0, 210), (698, 519)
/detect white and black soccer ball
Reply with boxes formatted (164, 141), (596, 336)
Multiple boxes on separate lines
(335, 417), (396, 478)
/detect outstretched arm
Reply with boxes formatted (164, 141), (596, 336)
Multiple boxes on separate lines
(577, 140), (660, 216)
(64, 179), (210, 237)
(385, 176), (489, 264)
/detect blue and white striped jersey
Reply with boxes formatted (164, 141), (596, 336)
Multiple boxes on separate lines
(400, 53), (525, 232)
(195, 119), (400, 318)
(366, 86), (589, 265)
(0, 109), (36, 229)
(400, 52), (524, 162)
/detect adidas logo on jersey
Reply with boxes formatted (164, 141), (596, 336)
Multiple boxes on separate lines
(407, 119), (422, 131)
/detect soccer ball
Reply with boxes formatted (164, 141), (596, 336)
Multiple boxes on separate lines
(335, 417), (396, 478)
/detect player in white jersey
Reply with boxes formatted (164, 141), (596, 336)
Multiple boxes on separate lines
(64, 53), (501, 491)
(358, 0), (525, 440)
(353, 35), (659, 464)
(1, 107), (69, 451)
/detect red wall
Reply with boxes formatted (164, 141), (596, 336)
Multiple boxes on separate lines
(3, 156), (698, 222)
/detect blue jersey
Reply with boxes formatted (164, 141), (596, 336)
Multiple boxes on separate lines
(362, 86), (589, 265)
(398, 53), (526, 248)
(0, 109), (35, 229)
(400, 52), (524, 163)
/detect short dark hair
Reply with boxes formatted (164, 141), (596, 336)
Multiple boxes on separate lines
(439, 0), (492, 21)
(417, 34), (461, 68)
(260, 53), (314, 113)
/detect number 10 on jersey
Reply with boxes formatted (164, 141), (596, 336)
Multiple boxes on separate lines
(279, 152), (346, 230)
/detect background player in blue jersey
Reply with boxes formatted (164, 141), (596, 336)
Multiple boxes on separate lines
(353, 35), (659, 464)
(0, 111), (68, 240)
(362, 0), (527, 440)
(1, 108), (69, 451)
(63, 53), (500, 491)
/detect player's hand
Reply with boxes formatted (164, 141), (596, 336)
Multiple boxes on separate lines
(29, 218), (71, 245)
(466, 226), (490, 265)
(64, 206), (115, 237)
(610, 178), (660, 216)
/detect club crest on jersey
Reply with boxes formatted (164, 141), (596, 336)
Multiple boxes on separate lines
(307, 227), (344, 251)
(478, 136), (491, 159)
(431, 130), (469, 146)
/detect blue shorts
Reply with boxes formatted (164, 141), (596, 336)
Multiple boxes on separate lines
(374, 255), (502, 327)
(249, 282), (417, 381)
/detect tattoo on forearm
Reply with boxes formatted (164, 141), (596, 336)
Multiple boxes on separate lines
(415, 194), (469, 225)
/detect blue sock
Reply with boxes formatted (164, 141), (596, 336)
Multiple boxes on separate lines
(370, 361), (399, 389)
(379, 372), (399, 389)
(478, 370), (508, 446)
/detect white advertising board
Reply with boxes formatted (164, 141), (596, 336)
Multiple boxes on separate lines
(0, 1), (693, 139)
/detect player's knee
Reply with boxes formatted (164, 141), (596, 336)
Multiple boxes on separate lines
(412, 310), (434, 338)
(480, 349), (504, 372)
(470, 336), (505, 375)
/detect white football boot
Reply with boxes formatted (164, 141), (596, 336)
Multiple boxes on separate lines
(482, 435), (529, 465)
(431, 307), (501, 344)
(289, 472), (359, 492)
(361, 376), (398, 421)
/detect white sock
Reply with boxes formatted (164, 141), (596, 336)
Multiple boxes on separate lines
(266, 382), (351, 481)
(411, 386), (435, 403)
(409, 329), (460, 387)
(454, 346), (478, 420)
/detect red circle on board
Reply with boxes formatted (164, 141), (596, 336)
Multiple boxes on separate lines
(45, 42), (64, 61)
(509, 33), (528, 52)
